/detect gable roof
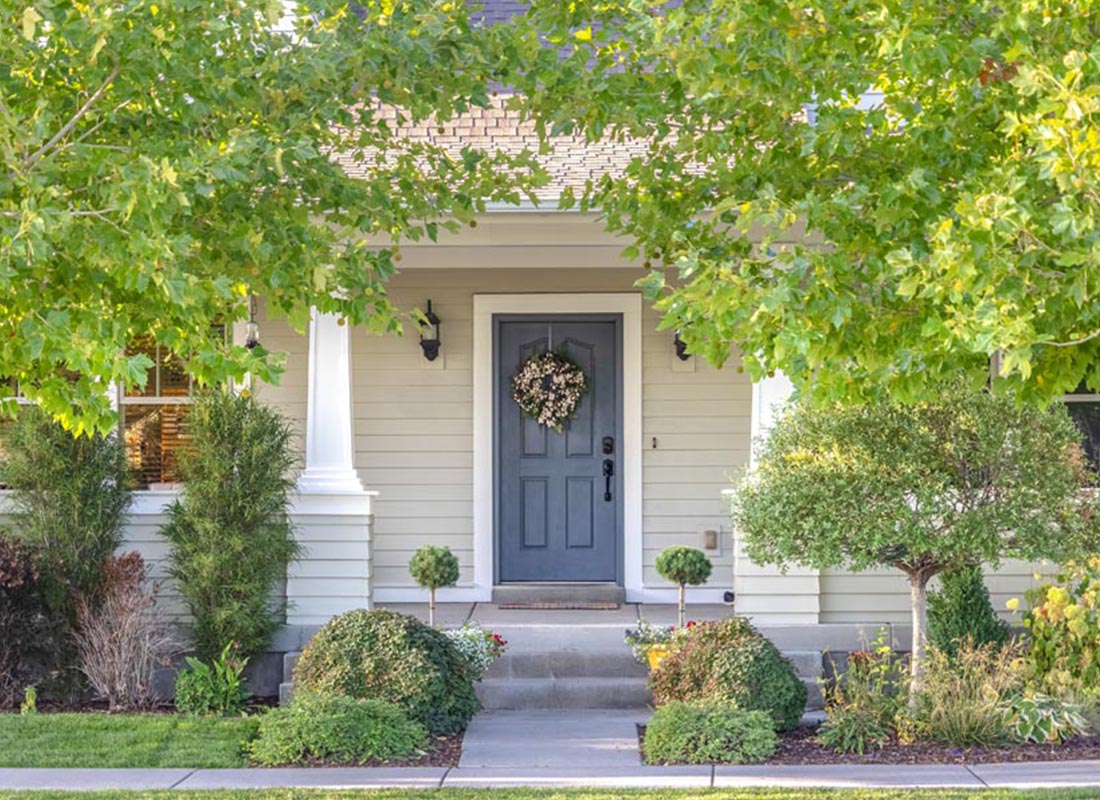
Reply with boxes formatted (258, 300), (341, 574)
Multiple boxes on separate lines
(335, 96), (652, 203)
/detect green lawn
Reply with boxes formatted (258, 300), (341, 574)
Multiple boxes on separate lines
(0, 714), (258, 768)
(6, 792), (1100, 800)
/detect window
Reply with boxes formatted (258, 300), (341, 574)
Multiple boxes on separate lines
(1064, 384), (1100, 474)
(119, 330), (224, 489)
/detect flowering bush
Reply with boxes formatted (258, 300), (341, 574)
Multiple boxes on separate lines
(819, 631), (905, 754)
(624, 620), (696, 664)
(443, 623), (506, 678)
(1022, 558), (1100, 697)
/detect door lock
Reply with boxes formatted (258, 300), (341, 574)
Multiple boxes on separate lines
(602, 436), (614, 455)
(602, 458), (614, 501)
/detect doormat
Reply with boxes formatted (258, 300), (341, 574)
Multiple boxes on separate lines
(496, 602), (621, 610)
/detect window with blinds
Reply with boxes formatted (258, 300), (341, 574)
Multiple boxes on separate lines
(120, 330), (224, 489)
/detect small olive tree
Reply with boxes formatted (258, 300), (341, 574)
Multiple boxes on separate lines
(409, 546), (459, 627)
(732, 383), (1100, 692)
(656, 546), (712, 628)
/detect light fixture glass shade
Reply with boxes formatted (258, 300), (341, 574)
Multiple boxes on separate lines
(244, 320), (261, 349)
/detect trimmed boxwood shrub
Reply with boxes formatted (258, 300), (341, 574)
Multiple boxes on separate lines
(650, 616), (806, 731)
(644, 701), (777, 764)
(293, 608), (479, 734)
(247, 692), (427, 766)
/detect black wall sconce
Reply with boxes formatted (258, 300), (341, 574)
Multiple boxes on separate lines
(419, 300), (441, 361)
(674, 330), (691, 361)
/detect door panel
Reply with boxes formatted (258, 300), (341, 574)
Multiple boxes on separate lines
(497, 319), (620, 582)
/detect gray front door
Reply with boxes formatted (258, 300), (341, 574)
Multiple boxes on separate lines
(496, 317), (621, 583)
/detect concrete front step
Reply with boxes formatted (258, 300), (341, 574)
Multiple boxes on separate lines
(476, 677), (651, 710)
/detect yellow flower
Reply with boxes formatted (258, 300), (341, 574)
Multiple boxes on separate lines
(1006, 597), (1020, 612)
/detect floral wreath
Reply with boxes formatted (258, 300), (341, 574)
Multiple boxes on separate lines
(511, 351), (588, 432)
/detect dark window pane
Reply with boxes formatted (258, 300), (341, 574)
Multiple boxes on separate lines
(1066, 401), (1100, 473)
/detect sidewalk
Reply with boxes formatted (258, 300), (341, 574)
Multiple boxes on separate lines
(3, 761), (1100, 791)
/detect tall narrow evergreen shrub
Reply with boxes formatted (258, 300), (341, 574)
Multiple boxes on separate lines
(162, 391), (299, 660)
(928, 564), (1011, 657)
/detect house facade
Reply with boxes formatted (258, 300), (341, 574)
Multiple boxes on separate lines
(0, 100), (1051, 652)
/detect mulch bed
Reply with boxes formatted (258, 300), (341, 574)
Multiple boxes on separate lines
(273, 730), (464, 769)
(638, 724), (1100, 765)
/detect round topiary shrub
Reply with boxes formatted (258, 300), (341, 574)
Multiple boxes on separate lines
(644, 701), (777, 764)
(293, 608), (478, 734)
(650, 616), (807, 731)
(408, 545), (460, 627)
(655, 546), (712, 627)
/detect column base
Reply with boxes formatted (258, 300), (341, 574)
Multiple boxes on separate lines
(296, 467), (366, 495)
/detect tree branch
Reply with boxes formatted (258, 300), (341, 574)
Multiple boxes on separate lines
(21, 63), (121, 171)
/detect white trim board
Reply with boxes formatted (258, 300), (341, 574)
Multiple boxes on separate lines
(473, 293), (645, 602)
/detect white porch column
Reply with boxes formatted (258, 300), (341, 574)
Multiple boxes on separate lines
(287, 308), (375, 625)
(732, 371), (821, 623)
(298, 309), (364, 494)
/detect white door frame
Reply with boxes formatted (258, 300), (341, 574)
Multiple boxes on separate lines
(473, 293), (644, 601)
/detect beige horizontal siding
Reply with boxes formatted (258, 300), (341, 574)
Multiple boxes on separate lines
(354, 267), (748, 592)
(820, 561), (1056, 625)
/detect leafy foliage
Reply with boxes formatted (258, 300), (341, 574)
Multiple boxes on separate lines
(409, 546), (460, 591)
(75, 552), (179, 712)
(507, 0), (1100, 405)
(1024, 558), (1100, 699)
(643, 702), (776, 765)
(0, 534), (49, 707)
(649, 617), (806, 732)
(162, 391), (298, 660)
(293, 609), (479, 735)
(733, 384), (1100, 684)
(655, 546), (712, 587)
(0, 406), (130, 609)
(0, 0), (546, 433)
(928, 565), (1012, 659)
(247, 692), (427, 766)
(1002, 694), (1091, 744)
(174, 642), (251, 717)
(819, 634), (906, 754)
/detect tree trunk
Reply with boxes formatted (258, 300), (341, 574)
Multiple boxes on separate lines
(429, 587), (436, 628)
(678, 583), (686, 628)
(908, 570), (931, 701)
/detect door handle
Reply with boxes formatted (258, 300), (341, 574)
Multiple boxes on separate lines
(602, 458), (614, 502)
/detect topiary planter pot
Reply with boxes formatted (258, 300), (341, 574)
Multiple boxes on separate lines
(646, 645), (672, 671)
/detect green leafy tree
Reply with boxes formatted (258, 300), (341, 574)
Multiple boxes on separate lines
(507, 0), (1100, 404)
(654, 545), (712, 628)
(0, 0), (544, 434)
(162, 391), (298, 660)
(731, 383), (1100, 692)
(409, 545), (460, 627)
